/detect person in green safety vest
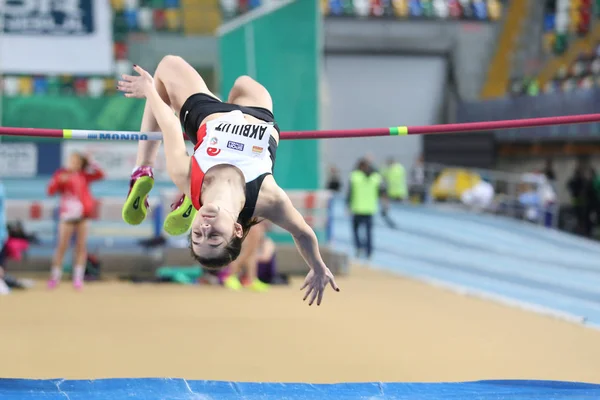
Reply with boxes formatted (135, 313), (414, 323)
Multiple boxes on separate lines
(346, 158), (385, 260)
(381, 158), (408, 201)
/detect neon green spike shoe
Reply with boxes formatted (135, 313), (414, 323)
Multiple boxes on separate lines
(246, 279), (270, 293)
(122, 167), (154, 226)
(163, 194), (197, 236)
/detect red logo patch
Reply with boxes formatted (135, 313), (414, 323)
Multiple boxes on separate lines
(207, 147), (221, 157)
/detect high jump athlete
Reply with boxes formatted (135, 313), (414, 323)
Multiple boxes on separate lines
(117, 56), (339, 305)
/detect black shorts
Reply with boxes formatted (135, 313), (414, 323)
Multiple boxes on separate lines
(180, 93), (280, 143)
(180, 93), (279, 167)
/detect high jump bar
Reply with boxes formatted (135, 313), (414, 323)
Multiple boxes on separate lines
(1, 113), (600, 141)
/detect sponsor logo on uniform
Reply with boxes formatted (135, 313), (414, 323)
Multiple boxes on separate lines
(252, 146), (263, 154)
(227, 141), (244, 151)
(210, 137), (218, 145)
(207, 147), (221, 157)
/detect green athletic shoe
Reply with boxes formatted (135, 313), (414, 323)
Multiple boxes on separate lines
(163, 194), (197, 236)
(122, 166), (154, 225)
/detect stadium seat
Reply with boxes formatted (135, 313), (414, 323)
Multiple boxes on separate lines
(433, 0), (450, 18)
(408, 0), (423, 17)
(354, 0), (371, 17)
(392, 0), (410, 17)
(88, 78), (106, 98)
(488, 0), (501, 20)
(448, 0), (463, 18)
(2, 77), (20, 97)
(321, 0), (502, 20)
(8, 0), (512, 97)
(220, 0), (238, 18)
(33, 77), (48, 95)
(138, 7), (154, 30)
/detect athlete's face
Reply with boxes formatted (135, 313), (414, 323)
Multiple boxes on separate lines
(190, 203), (243, 257)
(68, 153), (84, 171)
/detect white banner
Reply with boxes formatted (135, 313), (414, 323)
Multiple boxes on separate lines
(0, 0), (114, 75)
(62, 142), (196, 181)
(0, 143), (38, 178)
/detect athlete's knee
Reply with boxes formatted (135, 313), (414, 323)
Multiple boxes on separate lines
(233, 75), (262, 92)
(229, 75), (267, 103)
(234, 75), (256, 85)
(156, 55), (186, 75)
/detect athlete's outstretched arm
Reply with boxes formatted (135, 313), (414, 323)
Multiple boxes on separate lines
(118, 65), (190, 191)
(265, 187), (340, 305)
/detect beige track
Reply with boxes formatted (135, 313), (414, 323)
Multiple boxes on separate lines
(2, 266), (599, 383)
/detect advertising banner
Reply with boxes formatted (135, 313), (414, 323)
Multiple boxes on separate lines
(62, 142), (195, 181)
(1, 0), (113, 74)
(0, 143), (38, 178)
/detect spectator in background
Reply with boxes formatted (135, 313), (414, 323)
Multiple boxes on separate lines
(255, 224), (279, 285)
(410, 154), (426, 203)
(364, 152), (379, 174)
(326, 166), (342, 192)
(347, 158), (384, 260)
(544, 157), (556, 183)
(518, 172), (557, 225)
(461, 176), (495, 212)
(382, 157), (408, 201)
(0, 181), (9, 295)
(567, 159), (596, 237)
(518, 180), (541, 223)
(47, 153), (104, 290)
(593, 172), (600, 229)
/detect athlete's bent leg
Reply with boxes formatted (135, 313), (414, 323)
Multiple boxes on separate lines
(227, 75), (273, 112)
(154, 56), (216, 234)
(123, 55), (216, 226)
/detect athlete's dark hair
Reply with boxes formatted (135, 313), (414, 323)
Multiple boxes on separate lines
(190, 218), (260, 270)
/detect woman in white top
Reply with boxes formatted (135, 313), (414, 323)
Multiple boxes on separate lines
(118, 56), (338, 305)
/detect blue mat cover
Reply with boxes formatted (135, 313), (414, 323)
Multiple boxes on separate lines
(1, 379), (599, 399)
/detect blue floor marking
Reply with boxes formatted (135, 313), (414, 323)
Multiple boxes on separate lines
(1, 378), (599, 399)
(405, 205), (600, 254)
(335, 234), (600, 304)
(335, 240), (600, 321)
(331, 200), (600, 325)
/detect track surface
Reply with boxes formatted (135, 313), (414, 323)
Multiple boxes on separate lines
(2, 267), (599, 383)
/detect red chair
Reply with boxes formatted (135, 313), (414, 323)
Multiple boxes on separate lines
(153, 9), (166, 30)
(448, 0), (462, 18)
(114, 42), (128, 60)
(371, 0), (384, 16)
(577, 8), (591, 35)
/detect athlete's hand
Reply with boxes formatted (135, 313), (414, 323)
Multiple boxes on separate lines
(117, 65), (154, 99)
(300, 266), (340, 306)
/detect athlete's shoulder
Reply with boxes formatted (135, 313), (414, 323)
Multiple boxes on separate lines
(254, 175), (284, 217)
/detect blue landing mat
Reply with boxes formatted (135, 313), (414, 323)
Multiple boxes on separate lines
(1, 379), (600, 399)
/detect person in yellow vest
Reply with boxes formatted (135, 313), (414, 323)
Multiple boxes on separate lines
(346, 158), (384, 259)
(382, 158), (408, 201)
